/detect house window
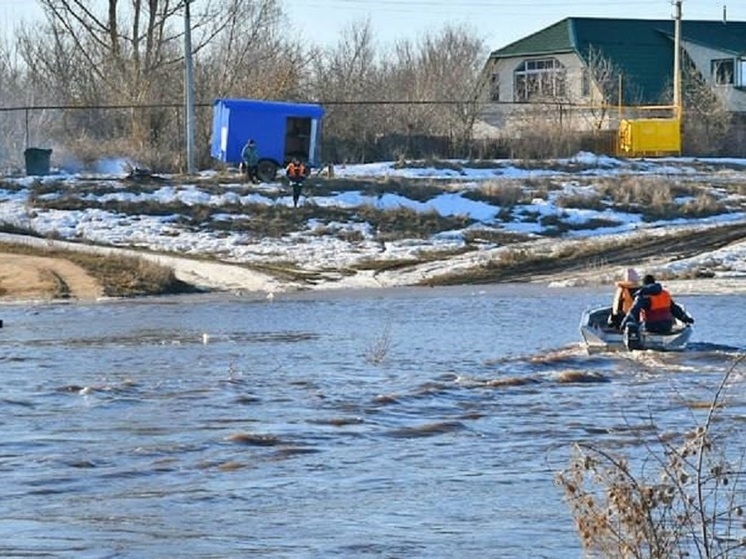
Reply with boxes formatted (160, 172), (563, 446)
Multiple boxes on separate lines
(712, 58), (734, 85)
(581, 67), (590, 97)
(514, 58), (566, 102)
(490, 73), (500, 101)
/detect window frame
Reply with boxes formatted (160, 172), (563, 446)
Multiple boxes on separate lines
(513, 57), (567, 102)
(580, 67), (591, 98)
(712, 58), (735, 85)
(490, 72), (500, 102)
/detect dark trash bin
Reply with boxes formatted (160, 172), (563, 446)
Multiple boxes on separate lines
(24, 148), (52, 176)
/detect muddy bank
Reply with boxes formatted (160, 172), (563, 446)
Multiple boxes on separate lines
(2, 219), (746, 302)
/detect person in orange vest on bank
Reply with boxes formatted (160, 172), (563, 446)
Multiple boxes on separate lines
(621, 274), (694, 334)
(286, 158), (309, 207)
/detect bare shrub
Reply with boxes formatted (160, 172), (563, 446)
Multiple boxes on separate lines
(467, 180), (526, 207)
(592, 176), (723, 220)
(337, 229), (365, 243)
(680, 192), (728, 218)
(556, 355), (746, 559)
(85, 253), (186, 297)
(523, 177), (564, 195)
(357, 205), (472, 241)
(596, 176), (674, 207)
(364, 325), (392, 365)
(503, 109), (555, 157)
(555, 191), (605, 211)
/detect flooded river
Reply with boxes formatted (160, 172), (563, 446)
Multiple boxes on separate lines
(1, 284), (744, 558)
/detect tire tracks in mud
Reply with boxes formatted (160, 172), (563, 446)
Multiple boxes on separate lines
(0, 253), (103, 300)
(434, 222), (746, 284)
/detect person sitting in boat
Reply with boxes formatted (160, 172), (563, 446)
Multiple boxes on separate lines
(620, 274), (694, 334)
(607, 267), (641, 329)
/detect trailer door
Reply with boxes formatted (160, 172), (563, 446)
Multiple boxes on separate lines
(284, 117), (313, 163)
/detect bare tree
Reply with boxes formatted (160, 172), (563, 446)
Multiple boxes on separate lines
(404, 25), (486, 154)
(11, 0), (297, 169)
(310, 22), (486, 162)
(679, 60), (731, 155)
(199, 0), (307, 100)
(310, 19), (381, 162)
(0, 36), (33, 167)
(581, 45), (623, 131)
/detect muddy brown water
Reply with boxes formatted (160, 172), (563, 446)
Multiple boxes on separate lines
(0, 285), (744, 558)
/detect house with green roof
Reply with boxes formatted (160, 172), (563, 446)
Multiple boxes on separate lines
(481, 17), (746, 134)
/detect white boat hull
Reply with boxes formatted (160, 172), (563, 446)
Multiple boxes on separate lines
(579, 305), (692, 353)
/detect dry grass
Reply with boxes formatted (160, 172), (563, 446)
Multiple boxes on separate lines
(594, 176), (728, 221)
(23, 171), (741, 249)
(556, 355), (746, 559)
(464, 180), (528, 208)
(4, 167), (745, 294)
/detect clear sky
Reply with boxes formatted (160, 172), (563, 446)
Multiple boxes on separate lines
(1, 0), (744, 53)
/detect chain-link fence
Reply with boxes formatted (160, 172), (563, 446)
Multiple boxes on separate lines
(4, 101), (739, 175)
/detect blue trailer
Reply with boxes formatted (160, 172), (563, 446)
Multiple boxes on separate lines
(211, 98), (324, 181)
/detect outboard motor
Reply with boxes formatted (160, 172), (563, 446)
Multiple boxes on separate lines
(623, 321), (643, 351)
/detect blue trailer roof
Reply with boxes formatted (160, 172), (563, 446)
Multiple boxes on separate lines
(214, 98), (324, 118)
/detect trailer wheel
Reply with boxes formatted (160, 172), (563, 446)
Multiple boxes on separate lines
(257, 160), (278, 182)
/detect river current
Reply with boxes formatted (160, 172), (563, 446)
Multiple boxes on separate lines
(1, 284), (744, 558)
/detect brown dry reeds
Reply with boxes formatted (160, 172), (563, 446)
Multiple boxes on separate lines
(556, 355), (746, 559)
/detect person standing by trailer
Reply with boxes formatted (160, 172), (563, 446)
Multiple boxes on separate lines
(286, 159), (309, 207)
(241, 139), (259, 183)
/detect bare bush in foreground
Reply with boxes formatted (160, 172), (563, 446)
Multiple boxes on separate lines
(556, 355), (746, 559)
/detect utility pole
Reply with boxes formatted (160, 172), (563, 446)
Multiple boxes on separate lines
(184, 0), (196, 175)
(673, 0), (682, 119)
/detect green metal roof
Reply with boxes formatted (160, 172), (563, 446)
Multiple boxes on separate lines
(489, 18), (746, 105)
(491, 18), (577, 58)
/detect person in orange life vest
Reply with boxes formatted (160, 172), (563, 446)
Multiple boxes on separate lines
(621, 274), (694, 334)
(607, 267), (641, 329)
(286, 158), (308, 207)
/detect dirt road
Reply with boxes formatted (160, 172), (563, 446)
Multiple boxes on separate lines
(0, 253), (103, 301)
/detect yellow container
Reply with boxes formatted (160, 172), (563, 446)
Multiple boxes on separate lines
(618, 118), (681, 156)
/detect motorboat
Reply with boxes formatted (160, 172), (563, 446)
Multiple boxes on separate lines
(579, 305), (692, 353)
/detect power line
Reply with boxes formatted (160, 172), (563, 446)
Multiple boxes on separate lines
(299, 0), (658, 6)
(291, 0), (659, 13)
(289, 0), (742, 17)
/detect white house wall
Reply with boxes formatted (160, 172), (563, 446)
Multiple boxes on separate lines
(488, 52), (592, 104)
(681, 40), (746, 111)
(482, 52), (609, 135)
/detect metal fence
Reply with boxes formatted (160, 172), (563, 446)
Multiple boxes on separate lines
(3, 101), (739, 174)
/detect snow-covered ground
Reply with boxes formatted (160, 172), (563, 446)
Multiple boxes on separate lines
(2, 152), (746, 295)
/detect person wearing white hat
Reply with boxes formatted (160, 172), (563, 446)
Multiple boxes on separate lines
(607, 267), (641, 329)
